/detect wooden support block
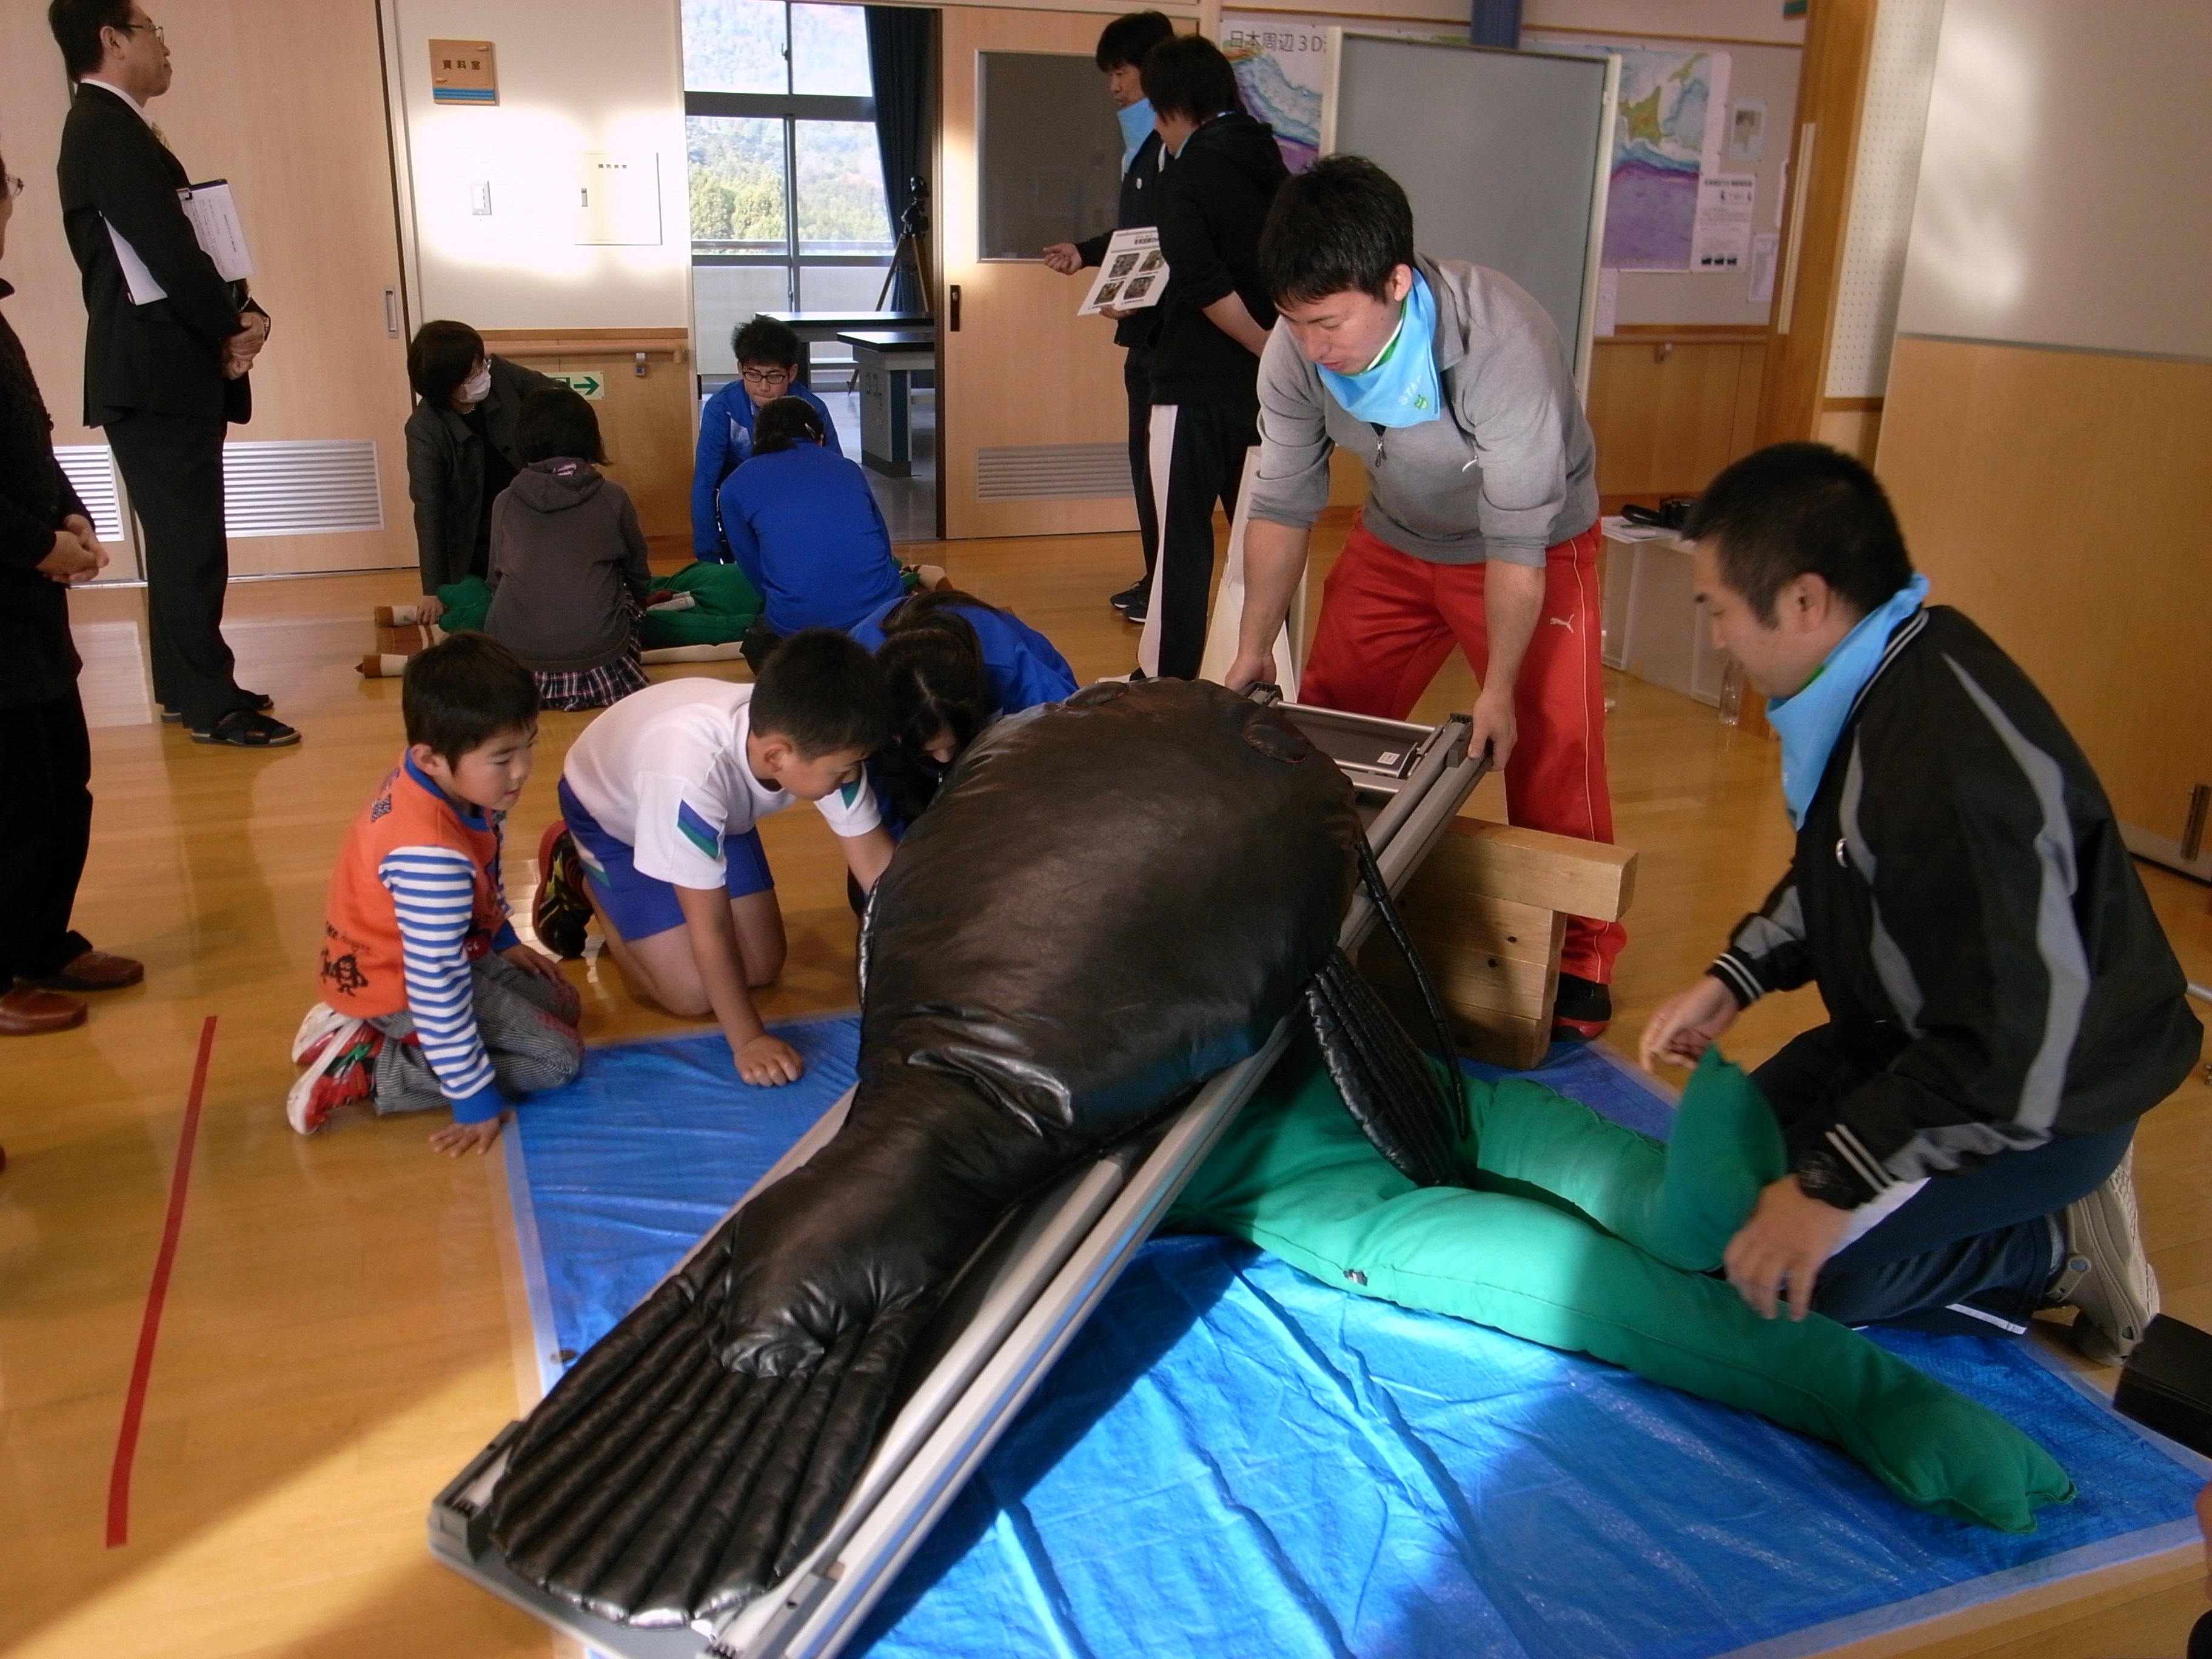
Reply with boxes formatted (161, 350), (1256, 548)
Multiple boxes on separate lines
(1415, 817), (1637, 922)
(1359, 816), (1636, 1071)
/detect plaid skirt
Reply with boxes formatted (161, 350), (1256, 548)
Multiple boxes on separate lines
(534, 649), (649, 712)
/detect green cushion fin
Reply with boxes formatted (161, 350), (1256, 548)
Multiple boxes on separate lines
(1172, 1050), (2074, 1533)
(639, 560), (762, 649)
(435, 574), (494, 635)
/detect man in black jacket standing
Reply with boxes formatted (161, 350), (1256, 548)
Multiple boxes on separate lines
(1642, 443), (2200, 1362)
(50, 0), (292, 746)
(1042, 10), (1176, 623)
(0, 159), (146, 1036)
(1135, 34), (1286, 682)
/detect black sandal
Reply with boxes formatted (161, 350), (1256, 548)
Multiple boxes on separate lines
(190, 709), (300, 747)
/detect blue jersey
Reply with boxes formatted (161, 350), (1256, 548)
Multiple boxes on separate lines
(689, 381), (842, 557)
(717, 444), (903, 637)
(852, 598), (1078, 720)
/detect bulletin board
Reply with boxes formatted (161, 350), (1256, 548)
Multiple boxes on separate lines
(1526, 31), (1801, 329)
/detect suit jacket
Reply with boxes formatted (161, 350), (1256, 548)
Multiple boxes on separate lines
(57, 82), (254, 427)
(0, 283), (88, 708)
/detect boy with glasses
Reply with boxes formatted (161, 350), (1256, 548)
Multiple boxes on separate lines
(689, 315), (843, 563)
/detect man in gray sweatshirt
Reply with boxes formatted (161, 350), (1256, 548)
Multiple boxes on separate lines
(1224, 156), (1623, 1035)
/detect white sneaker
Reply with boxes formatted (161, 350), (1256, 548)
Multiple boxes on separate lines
(2048, 1147), (2159, 1364)
(289, 1001), (354, 1064)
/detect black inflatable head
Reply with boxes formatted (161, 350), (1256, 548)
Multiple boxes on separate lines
(862, 675), (1362, 1136)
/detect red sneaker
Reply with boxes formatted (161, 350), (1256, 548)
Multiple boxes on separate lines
(286, 1019), (384, 1134)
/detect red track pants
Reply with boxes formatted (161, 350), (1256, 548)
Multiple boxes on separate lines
(1301, 517), (1627, 984)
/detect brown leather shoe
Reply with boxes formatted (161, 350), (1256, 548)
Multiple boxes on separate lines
(34, 950), (145, 991)
(0, 982), (89, 1035)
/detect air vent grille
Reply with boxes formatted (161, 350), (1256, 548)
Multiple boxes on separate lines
(222, 440), (384, 538)
(52, 445), (126, 543)
(974, 443), (1130, 501)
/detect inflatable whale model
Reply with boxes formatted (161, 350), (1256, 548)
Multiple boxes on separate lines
(475, 680), (2070, 1633)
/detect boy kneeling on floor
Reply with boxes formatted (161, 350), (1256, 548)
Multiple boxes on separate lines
(290, 634), (583, 1153)
(533, 629), (895, 1087)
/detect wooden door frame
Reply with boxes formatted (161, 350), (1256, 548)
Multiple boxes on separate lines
(1755, 0), (1877, 449)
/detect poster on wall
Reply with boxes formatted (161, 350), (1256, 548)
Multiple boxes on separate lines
(1550, 45), (1731, 270)
(1219, 15), (1455, 174)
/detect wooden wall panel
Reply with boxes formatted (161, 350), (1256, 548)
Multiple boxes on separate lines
(1587, 327), (1767, 504)
(1876, 335), (2212, 855)
(478, 329), (693, 541)
(0, 0), (415, 575)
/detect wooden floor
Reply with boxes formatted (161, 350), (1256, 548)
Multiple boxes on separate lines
(4, 522), (2210, 1659)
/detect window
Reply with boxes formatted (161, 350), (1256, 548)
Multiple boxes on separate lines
(683, 0), (892, 374)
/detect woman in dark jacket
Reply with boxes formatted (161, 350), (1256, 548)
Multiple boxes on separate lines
(402, 319), (556, 622)
(0, 157), (142, 1040)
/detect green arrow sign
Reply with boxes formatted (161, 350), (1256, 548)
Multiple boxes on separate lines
(549, 371), (605, 399)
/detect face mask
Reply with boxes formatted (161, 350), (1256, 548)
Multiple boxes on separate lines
(1766, 574), (1930, 827)
(459, 364), (492, 405)
(1117, 98), (1153, 173)
(1315, 269), (1443, 429)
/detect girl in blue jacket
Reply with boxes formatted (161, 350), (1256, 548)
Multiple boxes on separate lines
(689, 316), (842, 560)
(718, 398), (902, 668)
(856, 588), (1079, 840)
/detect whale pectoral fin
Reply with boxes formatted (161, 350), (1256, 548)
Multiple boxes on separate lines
(1308, 947), (1465, 1188)
(484, 1282), (927, 1628)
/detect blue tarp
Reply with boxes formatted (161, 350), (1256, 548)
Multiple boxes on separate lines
(503, 1026), (2206, 1659)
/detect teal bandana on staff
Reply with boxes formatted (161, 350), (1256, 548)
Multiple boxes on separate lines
(1117, 99), (1154, 173)
(1316, 269), (1443, 428)
(1767, 574), (1931, 828)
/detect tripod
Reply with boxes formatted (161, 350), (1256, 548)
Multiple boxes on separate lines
(875, 177), (930, 312)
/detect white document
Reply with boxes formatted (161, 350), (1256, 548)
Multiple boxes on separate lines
(179, 181), (253, 280)
(1691, 172), (1757, 271)
(1747, 232), (1780, 303)
(1078, 227), (1167, 317)
(107, 222), (167, 305)
(1593, 267), (1619, 337)
(105, 177), (253, 306)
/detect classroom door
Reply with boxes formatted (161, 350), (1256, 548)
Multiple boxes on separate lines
(937, 7), (1139, 540)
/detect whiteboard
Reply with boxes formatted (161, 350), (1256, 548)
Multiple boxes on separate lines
(1324, 34), (1615, 389)
(1895, 0), (2212, 362)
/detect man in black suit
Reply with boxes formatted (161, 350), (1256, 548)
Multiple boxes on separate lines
(50, 0), (293, 746)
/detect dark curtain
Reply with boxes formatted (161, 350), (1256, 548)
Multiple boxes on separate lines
(866, 6), (933, 316)
(1470, 0), (1522, 48)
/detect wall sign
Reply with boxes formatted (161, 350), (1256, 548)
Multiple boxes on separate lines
(430, 41), (498, 106)
(546, 372), (605, 400)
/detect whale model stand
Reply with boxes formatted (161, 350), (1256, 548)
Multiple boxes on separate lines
(428, 696), (1482, 1659)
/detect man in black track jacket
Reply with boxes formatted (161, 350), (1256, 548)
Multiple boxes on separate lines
(1043, 11), (1177, 622)
(1134, 34), (1287, 682)
(1642, 443), (2199, 1361)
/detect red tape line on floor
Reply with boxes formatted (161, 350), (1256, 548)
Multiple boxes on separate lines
(106, 1014), (218, 1549)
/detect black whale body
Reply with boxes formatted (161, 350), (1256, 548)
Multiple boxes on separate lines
(481, 679), (1364, 1626)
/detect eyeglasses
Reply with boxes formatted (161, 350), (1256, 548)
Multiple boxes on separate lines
(2, 175), (22, 200)
(116, 20), (166, 40)
(739, 367), (795, 388)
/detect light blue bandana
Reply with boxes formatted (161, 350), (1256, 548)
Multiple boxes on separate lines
(1316, 270), (1443, 428)
(1767, 574), (1931, 828)
(1118, 99), (1154, 174)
